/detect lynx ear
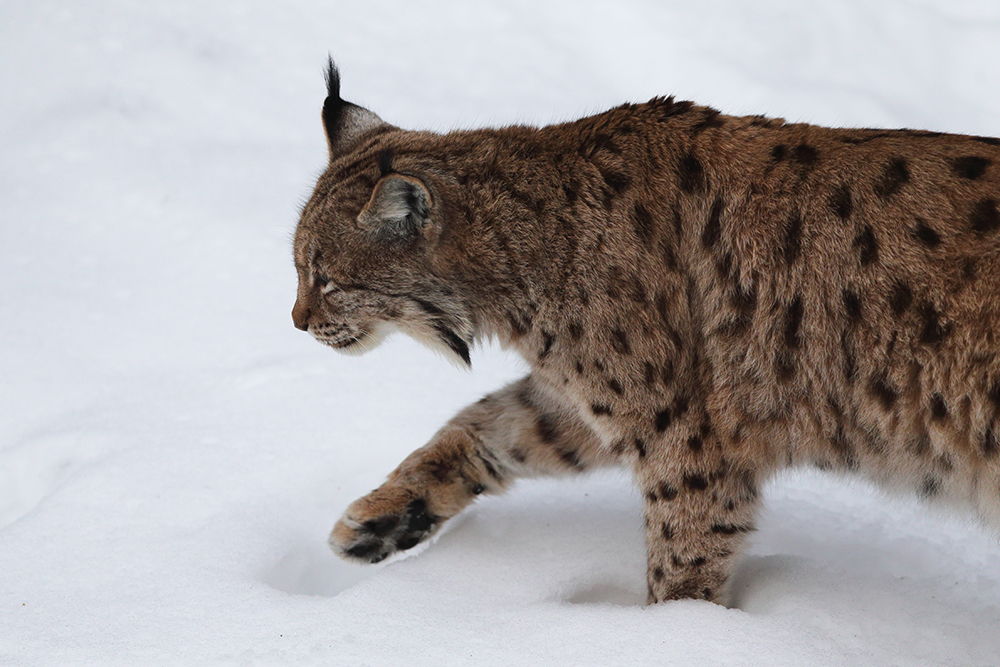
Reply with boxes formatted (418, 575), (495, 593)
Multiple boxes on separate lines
(357, 174), (432, 240)
(322, 57), (386, 158)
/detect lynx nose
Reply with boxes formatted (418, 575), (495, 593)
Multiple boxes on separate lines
(291, 301), (311, 331)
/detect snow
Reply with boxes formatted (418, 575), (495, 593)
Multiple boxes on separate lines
(2, 1), (999, 665)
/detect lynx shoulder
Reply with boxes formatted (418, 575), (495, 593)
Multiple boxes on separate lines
(292, 60), (1000, 603)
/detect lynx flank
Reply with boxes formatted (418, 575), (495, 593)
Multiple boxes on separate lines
(292, 60), (1000, 604)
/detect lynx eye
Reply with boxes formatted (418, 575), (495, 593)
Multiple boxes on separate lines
(314, 273), (331, 288)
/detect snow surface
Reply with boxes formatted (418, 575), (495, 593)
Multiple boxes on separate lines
(2, 1), (1000, 665)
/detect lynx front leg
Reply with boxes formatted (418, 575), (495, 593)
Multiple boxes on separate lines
(331, 375), (614, 563)
(638, 428), (764, 605)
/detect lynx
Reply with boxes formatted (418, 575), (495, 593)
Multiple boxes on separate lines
(291, 59), (1000, 604)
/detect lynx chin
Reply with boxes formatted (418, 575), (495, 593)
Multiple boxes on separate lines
(291, 58), (1000, 604)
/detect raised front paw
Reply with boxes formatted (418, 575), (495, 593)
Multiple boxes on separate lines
(330, 491), (441, 564)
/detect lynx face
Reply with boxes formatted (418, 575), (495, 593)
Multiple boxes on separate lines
(291, 110), (474, 364)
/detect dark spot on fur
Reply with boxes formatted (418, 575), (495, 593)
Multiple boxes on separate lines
(983, 422), (999, 458)
(607, 378), (624, 395)
(874, 158), (910, 199)
(605, 265), (624, 300)
(730, 282), (757, 316)
(710, 523), (754, 535)
(673, 395), (690, 418)
(843, 288), (862, 322)
(653, 567), (665, 582)
(702, 196), (724, 249)
(782, 211), (803, 264)
(831, 427), (858, 470)
(611, 329), (631, 356)
(970, 199), (1000, 234)
(952, 156), (991, 180)
(539, 331), (555, 359)
(716, 252), (734, 282)
(771, 144), (787, 162)
(568, 321), (583, 341)
(562, 179), (580, 205)
(919, 475), (941, 499)
(629, 274), (648, 304)
(784, 296), (804, 349)
(634, 438), (647, 458)
(908, 433), (931, 458)
(510, 448), (527, 464)
(557, 447), (586, 471)
(644, 361), (658, 387)
(661, 522), (675, 540)
(658, 482), (678, 501)
(633, 203), (656, 248)
(687, 435), (703, 452)
(775, 350), (796, 382)
(912, 219), (942, 248)
(590, 133), (622, 156)
(870, 371), (899, 410)
(829, 184), (853, 221)
(962, 258), (978, 282)
(693, 108), (725, 134)
(655, 292), (670, 326)
(536, 414), (559, 444)
(507, 311), (532, 337)
(793, 143), (819, 166)
(840, 332), (858, 383)
(575, 360), (584, 375)
(717, 316), (752, 338)
(600, 168), (631, 196)
(890, 282), (913, 315)
(918, 303), (952, 346)
(929, 393), (948, 421)
(679, 152), (706, 193)
(689, 556), (707, 568)
(684, 474), (709, 491)
(591, 403), (613, 417)
(853, 225), (879, 266)
(595, 359), (606, 372)
(988, 380), (1000, 408)
(655, 408), (672, 433)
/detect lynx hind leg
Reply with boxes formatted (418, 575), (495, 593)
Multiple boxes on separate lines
(331, 376), (613, 563)
(640, 432), (764, 605)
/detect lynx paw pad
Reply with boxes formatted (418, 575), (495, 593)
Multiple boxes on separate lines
(331, 498), (440, 564)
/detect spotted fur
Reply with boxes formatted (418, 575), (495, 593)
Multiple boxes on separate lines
(294, 60), (1000, 605)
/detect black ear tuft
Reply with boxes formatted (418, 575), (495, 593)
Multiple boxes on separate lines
(322, 57), (346, 148)
(320, 56), (387, 158)
(324, 55), (341, 100)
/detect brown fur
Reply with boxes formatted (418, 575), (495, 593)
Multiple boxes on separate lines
(293, 61), (1000, 604)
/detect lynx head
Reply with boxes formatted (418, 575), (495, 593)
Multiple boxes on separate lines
(291, 59), (474, 366)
